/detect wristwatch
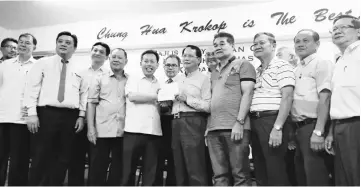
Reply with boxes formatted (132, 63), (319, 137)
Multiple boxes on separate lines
(273, 125), (282, 131)
(313, 129), (323, 137)
(236, 118), (245, 125)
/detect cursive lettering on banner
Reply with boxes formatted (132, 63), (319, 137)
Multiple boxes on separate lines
(179, 19), (227, 33)
(140, 25), (167, 35)
(243, 19), (255, 28)
(271, 12), (296, 25)
(97, 27), (128, 41)
(314, 8), (353, 22)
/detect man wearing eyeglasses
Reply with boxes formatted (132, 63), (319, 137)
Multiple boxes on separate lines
(172, 45), (211, 186)
(325, 15), (360, 186)
(0, 33), (37, 186)
(0, 38), (18, 63)
(155, 54), (181, 186)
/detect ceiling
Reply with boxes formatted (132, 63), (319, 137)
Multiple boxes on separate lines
(0, 0), (273, 30)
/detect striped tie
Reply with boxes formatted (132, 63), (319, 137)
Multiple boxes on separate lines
(58, 59), (68, 102)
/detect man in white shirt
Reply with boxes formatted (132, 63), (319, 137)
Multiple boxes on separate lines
(154, 54), (181, 186)
(120, 50), (161, 186)
(326, 15), (360, 186)
(68, 42), (111, 186)
(24, 31), (88, 186)
(87, 48), (127, 186)
(0, 33), (37, 186)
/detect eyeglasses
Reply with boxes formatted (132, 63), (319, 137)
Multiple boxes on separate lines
(164, 64), (178, 68)
(4, 45), (17, 50)
(329, 25), (355, 33)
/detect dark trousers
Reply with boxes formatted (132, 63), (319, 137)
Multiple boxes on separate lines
(294, 120), (331, 186)
(285, 149), (297, 186)
(250, 114), (290, 186)
(172, 115), (208, 186)
(28, 106), (79, 186)
(88, 137), (123, 186)
(333, 117), (360, 186)
(155, 115), (176, 186)
(0, 123), (30, 186)
(121, 132), (160, 186)
(206, 130), (251, 186)
(68, 125), (89, 186)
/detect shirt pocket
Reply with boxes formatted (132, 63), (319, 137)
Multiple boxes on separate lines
(295, 77), (314, 96)
(340, 65), (359, 87)
(225, 73), (240, 86)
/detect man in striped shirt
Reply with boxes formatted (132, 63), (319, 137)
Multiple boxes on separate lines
(250, 32), (295, 186)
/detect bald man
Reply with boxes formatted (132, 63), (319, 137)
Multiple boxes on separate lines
(276, 47), (298, 68)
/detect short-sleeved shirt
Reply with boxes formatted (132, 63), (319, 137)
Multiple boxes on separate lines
(124, 75), (161, 136)
(251, 57), (295, 112)
(0, 56), (36, 124)
(208, 57), (256, 131)
(330, 41), (360, 119)
(88, 71), (128, 138)
(172, 70), (211, 113)
(291, 53), (334, 122)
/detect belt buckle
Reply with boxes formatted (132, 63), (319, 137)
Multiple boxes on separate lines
(174, 113), (180, 119)
(256, 112), (260, 118)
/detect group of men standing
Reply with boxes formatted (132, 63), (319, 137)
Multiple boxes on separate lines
(0, 14), (359, 186)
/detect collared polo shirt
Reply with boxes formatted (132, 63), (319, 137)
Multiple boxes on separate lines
(0, 56), (36, 124)
(172, 70), (211, 114)
(251, 57), (295, 112)
(88, 71), (128, 138)
(330, 41), (360, 119)
(24, 55), (88, 117)
(124, 75), (161, 136)
(208, 56), (256, 131)
(291, 53), (334, 122)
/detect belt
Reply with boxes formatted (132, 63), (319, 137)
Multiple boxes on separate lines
(332, 116), (360, 124)
(249, 110), (278, 119)
(173, 112), (208, 119)
(38, 105), (79, 112)
(294, 118), (317, 129)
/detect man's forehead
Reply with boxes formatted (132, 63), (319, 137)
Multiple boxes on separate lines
(143, 53), (157, 60)
(184, 47), (196, 54)
(58, 35), (73, 41)
(165, 57), (178, 64)
(93, 45), (106, 51)
(5, 41), (17, 46)
(19, 35), (32, 41)
(334, 17), (353, 25)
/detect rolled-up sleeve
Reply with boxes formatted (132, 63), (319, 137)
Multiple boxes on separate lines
(277, 63), (295, 89)
(24, 60), (44, 116)
(88, 76), (101, 104)
(186, 76), (211, 112)
(315, 59), (334, 93)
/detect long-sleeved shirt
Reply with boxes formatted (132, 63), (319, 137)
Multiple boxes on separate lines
(172, 70), (211, 114)
(0, 56), (36, 124)
(24, 55), (88, 117)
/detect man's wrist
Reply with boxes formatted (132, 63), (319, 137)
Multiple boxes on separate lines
(313, 129), (323, 137)
(273, 123), (283, 131)
(236, 118), (245, 125)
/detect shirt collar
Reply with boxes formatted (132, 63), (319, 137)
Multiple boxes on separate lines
(88, 64), (105, 72)
(344, 41), (360, 54)
(217, 56), (236, 72)
(109, 70), (128, 79)
(300, 53), (317, 66)
(141, 75), (157, 83)
(185, 69), (199, 78)
(56, 54), (72, 63)
(13, 55), (35, 65)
